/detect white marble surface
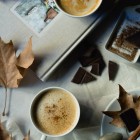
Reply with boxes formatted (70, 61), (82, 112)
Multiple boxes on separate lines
(1, 1), (140, 140)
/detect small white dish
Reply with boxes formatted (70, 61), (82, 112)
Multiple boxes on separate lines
(100, 90), (140, 139)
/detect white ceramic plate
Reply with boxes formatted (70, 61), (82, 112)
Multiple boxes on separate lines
(100, 90), (140, 139)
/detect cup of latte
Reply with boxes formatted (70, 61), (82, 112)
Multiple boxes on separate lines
(30, 87), (80, 138)
(54, 0), (102, 17)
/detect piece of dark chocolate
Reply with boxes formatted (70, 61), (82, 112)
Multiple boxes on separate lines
(83, 47), (97, 57)
(79, 48), (103, 67)
(108, 61), (119, 81)
(79, 56), (95, 67)
(125, 31), (140, 48)
(71, 67), (96, 84)
(82, 71), (96, 83)
(91, 63), (99, 75)
(71, 67), (86, 84)
(120, 108), (139, 132)
(91, 58), (106, 76)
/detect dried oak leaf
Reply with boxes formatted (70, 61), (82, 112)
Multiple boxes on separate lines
(17, 38), (34, 69)
(103, 85), (140, 128)
(16, 38), (34, 78)
(0, 37), (34, 88)
(0, 118), (12, 140)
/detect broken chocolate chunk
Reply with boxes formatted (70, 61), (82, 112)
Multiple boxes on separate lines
(79, 56), (95, 67)
(108, 61), (119, 81)
(120, 108), (139, 132)
(71, 67), (96, 84)
(91, 63), (99, 75)
(125, 31), (140, 48)
(71, 67), (85, 84)
(82, 71), (96, 83)
(79, 48), (103, 67)
(91, 58), (106, 76)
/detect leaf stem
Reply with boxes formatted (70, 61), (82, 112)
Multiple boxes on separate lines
(2, 86), (7, 116)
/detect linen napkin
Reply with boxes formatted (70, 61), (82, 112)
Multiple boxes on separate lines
(1, 116), (24, 140)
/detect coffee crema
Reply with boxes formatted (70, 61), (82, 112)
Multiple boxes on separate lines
(56, 0), (100, 16)
(33, 89), (78, 135)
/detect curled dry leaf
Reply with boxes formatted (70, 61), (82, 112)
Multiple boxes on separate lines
(0, 37), (34, 88)
(103, 85), (140, 128)
(16, 37), (34, 69)
(0, 37), (34, 116)
(0, 118), (12, 140)
(0, 38), (22, 88)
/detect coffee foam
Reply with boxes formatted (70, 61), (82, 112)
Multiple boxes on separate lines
(57, 0), (100, 16)
(33, 89), (78, 135)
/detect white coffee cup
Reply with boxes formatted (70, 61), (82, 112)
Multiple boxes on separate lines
(30, 87), (80, 139)
(54, 0), (102, 17)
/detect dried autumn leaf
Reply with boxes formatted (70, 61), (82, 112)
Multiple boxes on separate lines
(16, 38), (34, 78)
(0, 37), (34, 88)
(0, 37), (34, 116)
(16, 38), (34, 69)
(0, 118), (12, 140)
(103, 85), (140, 128)
(0, 38), (22, 88)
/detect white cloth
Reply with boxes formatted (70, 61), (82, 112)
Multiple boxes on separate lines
(1, 1), (140, 140)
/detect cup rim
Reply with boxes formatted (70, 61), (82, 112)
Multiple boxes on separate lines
(30, 87), (80, 137)
(54, 0), (102, 18)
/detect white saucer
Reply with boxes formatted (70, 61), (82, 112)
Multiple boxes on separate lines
(100, 90), (140, 139)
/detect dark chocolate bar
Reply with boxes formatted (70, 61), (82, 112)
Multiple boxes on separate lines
(79, 48), (103, 67)
(120, 108), (139, 132)
(82, 71), (96, 83)
(91, 63), (99, 75)
(91, 58), (106, 76)
(71, 67), (96, 84)
(108, 61), (119, 81)
(71, 67), (86, 84)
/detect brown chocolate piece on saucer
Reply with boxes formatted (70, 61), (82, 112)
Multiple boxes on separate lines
(120, 108), (139, 132)
(125, 31), (140, 49)
(79, 48), (102, 67)
(71, 67), (96, 84)
(108, 61), (119, 81)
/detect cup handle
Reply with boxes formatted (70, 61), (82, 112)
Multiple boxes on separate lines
(40, 135), (47, 140)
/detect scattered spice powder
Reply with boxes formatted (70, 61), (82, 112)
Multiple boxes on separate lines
(45, 101), (68, 124)
(109, 25), (140, 61)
